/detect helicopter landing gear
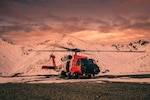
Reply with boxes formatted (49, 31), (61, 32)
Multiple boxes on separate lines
(60, 71), (71, 79)
(60, 71), (67, 78)
(60, 71), (80, 79)
(60, 71), (95, 79)
(82, 73), (95, 78)
(72, 72), (79, 79)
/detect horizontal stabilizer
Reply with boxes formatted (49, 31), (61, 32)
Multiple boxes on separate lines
(42, 66), (55, 69)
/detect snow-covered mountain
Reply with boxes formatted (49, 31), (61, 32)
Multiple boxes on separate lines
(0, 33), (150, 76)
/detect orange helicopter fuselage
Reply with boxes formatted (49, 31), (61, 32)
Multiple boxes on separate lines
(70, 55), (87, 75)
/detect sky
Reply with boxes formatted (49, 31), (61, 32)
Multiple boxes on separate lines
(0, 0), (150, 44)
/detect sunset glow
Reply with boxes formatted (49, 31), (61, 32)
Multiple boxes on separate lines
(0, 0), (150, 44)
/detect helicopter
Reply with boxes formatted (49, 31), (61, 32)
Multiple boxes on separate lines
(41, 46), (100, 78)
(33, 45), (145, 79)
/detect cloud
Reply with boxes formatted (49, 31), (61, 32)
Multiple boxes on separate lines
(114, 0), (150, 15)
(71, 29), (150, 44)
(123, 22), (150, 31)
(0, 0), (149, 44)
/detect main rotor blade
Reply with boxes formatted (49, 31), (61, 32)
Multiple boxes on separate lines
(29, 49), (145, 53)
(84, 50), (146, 53)
(52, 44), (146, 53)
(27, 50), (68, 52)
(51, 44), (72, 51)
(52, 44), (84, 52)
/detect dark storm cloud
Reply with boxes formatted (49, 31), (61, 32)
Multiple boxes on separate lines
(111, 15), (150, 31)
(13, 0), (48, 5)
(115, 0), (150, 15)
(1, 0), (150, 16)
(0, 24), (33, 34)
(131, 14), (150, 23)
(0, 0), (150, 38)
(96, 14), (150, 33)
(112, 16), (130, 27)
(56, 24), (87, 33)
(123, 22), (150, 30)
(0, 25), (32, 33)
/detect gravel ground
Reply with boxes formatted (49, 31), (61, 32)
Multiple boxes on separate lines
(0, 82), (150, 100)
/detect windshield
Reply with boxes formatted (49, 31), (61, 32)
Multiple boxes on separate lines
(89, 59), (96, 64)
(81, 59), (88, 64)
(81, 58), (95, 65)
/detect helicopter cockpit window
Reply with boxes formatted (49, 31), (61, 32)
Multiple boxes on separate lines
(81, 59), (88, 65)
(88, 59), (96, 64)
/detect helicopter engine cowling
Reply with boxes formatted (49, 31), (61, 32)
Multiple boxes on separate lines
(61, 55), (72, 62)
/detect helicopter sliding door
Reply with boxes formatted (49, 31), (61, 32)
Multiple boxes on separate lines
(80, 58), (89, 75)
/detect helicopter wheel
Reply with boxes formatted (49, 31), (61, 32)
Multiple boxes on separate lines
(60, 71), (67, 78)
(87, 74), (92, 78)
(91, 74), (95, 79)
(67, 72), (72, 79)
(72, 72), (79, 79)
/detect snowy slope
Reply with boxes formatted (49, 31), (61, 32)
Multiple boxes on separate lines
(0, 38), (23, 75)
(0, 34), (150, 76)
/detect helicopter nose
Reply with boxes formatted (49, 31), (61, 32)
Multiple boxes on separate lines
(94, 67), (100, 74)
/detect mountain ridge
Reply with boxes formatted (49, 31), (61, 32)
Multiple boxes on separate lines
(0, 35), (149, 76)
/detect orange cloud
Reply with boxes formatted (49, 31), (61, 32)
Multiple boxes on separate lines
(70, 29), (150, 44)
(0, 0), (150, 44)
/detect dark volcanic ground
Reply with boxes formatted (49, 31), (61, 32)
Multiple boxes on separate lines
(0, 82), (150, 100)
